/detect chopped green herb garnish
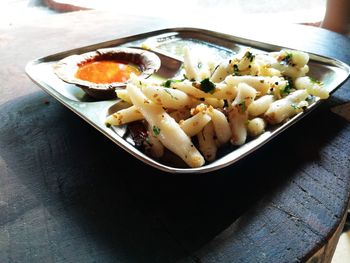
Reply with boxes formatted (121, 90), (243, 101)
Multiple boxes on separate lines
(162, 80), (172, 88)
(145, 137), (152, 145)
(238, 101), (247, 113)
(197, 62), (203, 69)
(310, 77), (323, 86)
(152, 125), (161, 136)
(291, 103), (299, 110)
(281, 52), (293, 66)
(161, 79), (182, 88)
(280, 79), (294, 96)
(200, 78), (216, 93)
(244, 51), (255, 62)
(105, 123), (111, 128)
(280, 85), (291, 96)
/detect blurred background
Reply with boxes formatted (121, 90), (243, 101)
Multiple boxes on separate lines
(2, 0), (327, 26)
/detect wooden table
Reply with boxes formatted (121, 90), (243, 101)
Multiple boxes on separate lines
(0, 10), (350, 263)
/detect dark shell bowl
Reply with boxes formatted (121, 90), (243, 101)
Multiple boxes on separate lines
(53, 47), (161, 100)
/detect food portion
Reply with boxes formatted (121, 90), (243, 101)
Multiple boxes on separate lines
(53, 47), (161, 99)
(106, 47), (329, 168)
(75, 60), (141, 84)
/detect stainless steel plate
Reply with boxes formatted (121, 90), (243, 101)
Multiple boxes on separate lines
(25, 27), (350, 174)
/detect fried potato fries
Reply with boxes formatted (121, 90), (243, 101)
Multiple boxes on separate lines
(106, 47), (329, 167)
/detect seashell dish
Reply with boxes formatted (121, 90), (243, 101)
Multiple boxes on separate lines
(53, 47), (161, 99)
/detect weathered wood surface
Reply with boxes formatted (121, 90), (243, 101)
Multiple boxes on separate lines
(0, 10), (350, 263)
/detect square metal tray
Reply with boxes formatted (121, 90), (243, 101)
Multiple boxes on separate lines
(25, 27), (350, 174)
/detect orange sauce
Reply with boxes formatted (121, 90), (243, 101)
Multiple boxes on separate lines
(75, 60), (141, 84)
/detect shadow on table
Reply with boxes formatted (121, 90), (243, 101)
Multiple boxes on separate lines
(0, 91), (347, 262)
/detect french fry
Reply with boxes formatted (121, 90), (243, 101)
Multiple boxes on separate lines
(295, 76), (329, 99)
(226, 75), (286, 96)
(105, 105), (143, 126)
(264, 89), (309, 124)
(183, 46), (200, 81)
(207, 106), (231, 144)
(115, 89), (132, 104)
(142, 85), (194, 109)
(247, 117), (266, 137)
(210, 59), (232, 83)
(127, 82), (205, 168)
(144, 124), (164, 159)
(198, 122), (217, 161)
(171, 80), (212, 99)
(180, 111), (211, 137)
(248, 94), (275, 117)
(229, 83), (257, 145)
(210, 81), (237, 101)
(104, 47), (328, 168)
(202, 98), (225, 108)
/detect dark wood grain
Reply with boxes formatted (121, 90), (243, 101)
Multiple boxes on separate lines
(0, 10), (349, 263)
